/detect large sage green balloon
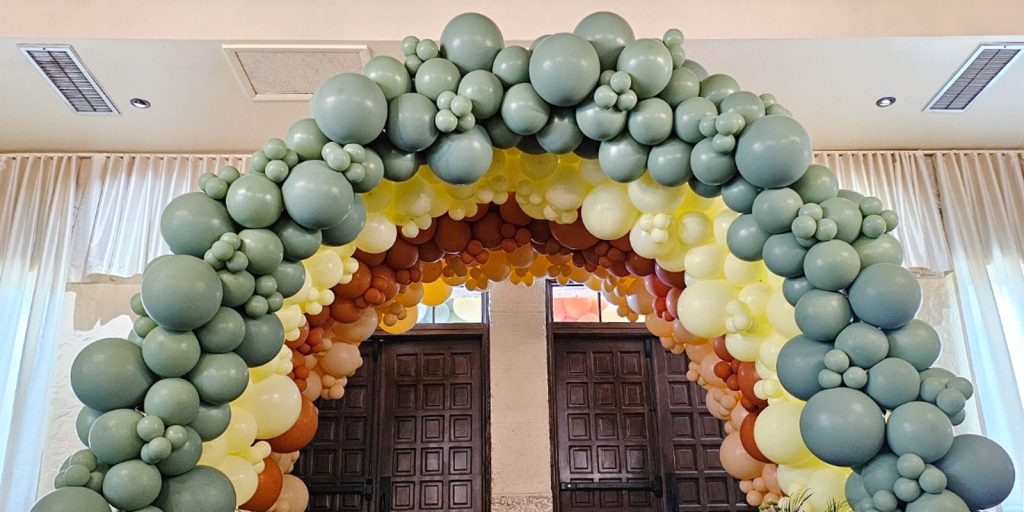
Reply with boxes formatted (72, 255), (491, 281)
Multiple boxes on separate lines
(860, 453), (900, 494)
(88, 409), (144, 465)
(281, 160), (354, 230)
(72, 338), (155, 411)
(154, 466), (235, 512)
(627, 98), (673, 145)
(752, 188), (802, 234)
(885, 319), (941, 371)
(791, 164), (839, 203)
(574, 11), (635, 70)
(491, 45), (531, 86)
(795, 290), (853, 341)
(218, 270), (255, 308)
(373, 138), (420, 182)
(484, 116), (523, 149)
(188, 403), (231, 441)
(310, 72), (387, 145)
(142, 327), (201, 377)
(763, 233), (808, 278)
(735, 115), (812, 189)
(156, 426), (202, 476)
(836, 322), (890, 368)
(782, 276), (813, 306)
(849, 263), (921, 330)
(235, 314), (285, 367)
(682, 59), (709, 80)
(76, 407), (102, 445)
(935, 434), (1016, 510)
(272, 216), (321, 261)
(690, 138), (737, 186)
(854, 233), (904, 267)
(31, 487), (111, 512)
(387, 92), (439, 152)
(426, 126), (493, 185)
(700, 74), (740, 106)
(674, 96), (717, 144)
(905, 491), (970, 512)
(160, 193), (235, 258)
(322, 194), (366, 246)
(285, 118), (329, 161)
(238, 229), (284, 275)
(225, 174), (283, 229)
(721, 176), (761, 214)
(187, 353), (249, 405)
(647, 137), (692, 186)
(598, 133), (648, 182)
(821, 197), (864, 243)
(144, 378), (201, 426)
(414, 58), (461, 101)
(362, 55), (411, 100)
(440, 12), (504, 73)
(501, 83), (550, 135)
(720, 91), (766, 125)
(659, 67), (700, 107)
(537, 108), (583, 154)
(886, 401), (954, 462)
(102, 459), (162, 510)
(271, 260), (306, 298)
(776, 335), (831, 400)
(195, 307), (245, 353)
(457, 70), (504, 119)
(576, 100), (627, 141)
(617, 38), (673, 98)
(800, 388), (885, 466)
(529, 33), (601, 107)
(866, 357), (921, 410)
(726, 214), (770, 261)
(803, 240), (861, 291)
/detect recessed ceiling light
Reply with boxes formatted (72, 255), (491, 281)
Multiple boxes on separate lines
(130, 98), (151, 109)
(876, 96), (896, 108)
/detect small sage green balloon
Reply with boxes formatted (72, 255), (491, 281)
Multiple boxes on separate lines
(576, 100), (627, 141)
(854, 233), (904, 267)
(457, 70), (504, 119)
(491, 45), (531, 86)
(795, 290), (853, 341)
(154, 466), (236, 512)
(726, 214), (770, 261)
(271, 260), (306, 299)
(160, 193), (235, 258)
(414, 58), (461, 101)
(75, 407), (102, 445)
(573, 11), (635, 70)
(440, 12), (504, 73)
(800, 388), (886, 466)
(803, 239), (861, 291)
(647, 137), (692, 186)
(322, 194), (366, 246)
(885, 319), (940, 371)
(373, 138), (420, 181)
(821, 197), (864, 243)
(72, 338), (155, 411)
(783, 276), (813, 306)
(484, 116), (523, 149)
(310, 72), (387, 145)
(691, 138), (738, 186)
(791, 164), (839, 203)
(720, 91), (766, 125)
(225, 174), (283, 229)
(188, 402), (231, 441)
(387, 92), (439, 152)
(285, 118), (329, 162)
(102, 459), (161, 510)
(156, 426), (203, 476)
(218, 270), (255, 308)
(350, 147), (384, 194)
(617, 38), (673, 98)
(281, 160), (354, 230)
(529, 33), (601, 107)
(934, 434), (1015, 510)
(501, 83), (550, 135)
(142, 327), (201, 377)
(598, 133), (648, 183)
(195, 307), (245, 353)
(88, 409), (144, 465)
(887, 401), (954, 462)
(776, 335), (831, 400)
(849, 263), (921, 330)
(905, 491), (970, 512)
(272, 216), (321, 261)
(700, 74), (740, 106)
(238, 229), (284, 275)
(627, 98), (673, 145)
(674, 96), (717, 144)
(836, 322), (890, 368)
(763, 233), (808, 278)
(362, 55), (412, 100)
(187, 353), (249, 405)
(235, 314), (285, 367)
(845, 473), (871, 508)
(721, 176), (761, 214)
(735, 115), (812, 189)
(427, 126), (493, 185)
(752, 187), (803, 234)
(860, 453), (900, 494)
(537, 108), (583, 154)
(658, 66), (701, 107)
(144, 378), (201, 426)
(866, 357), (921, 410)
(31, 487), (111, 512)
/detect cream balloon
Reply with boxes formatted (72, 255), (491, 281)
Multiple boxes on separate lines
(628, 173), (685, 213)
(225, 405), (258, 454)
(198, 434), (228, 467)
(236, 374), (302, 439)
(725, 331), (763, 362)
(713, 209), (738, 246)
(683, 243), (726, 279)
(654, 240), (687, 272)
(805, 467), (851, 510)
(217, 454), (259, 506)
(678, 211), (713, 247)
(678, 279), (737, 338)
(775, 462), (818, 497)
(723, 254), (765, 286)
(361, 179), (394, 212)
(354, 212), (397, 253)
(766, 289), (800, 339)
(753, 401), (814, 465)
(306, 250), (343, 290)
(581, 183), (639, 240)
(757, 334), (787, 372)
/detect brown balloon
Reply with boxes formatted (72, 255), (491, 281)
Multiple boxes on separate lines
(498, 195), (533, 226)
(385, 238), (419, 269)
(240, 456), (284, 512)
(655, 264), (685, 289)
(404, 221), (437, 245)
(736, 362), (768, 411)
(355, 249), (386, 267)
(712, 336), (733, 362)
(645, 273), (671, 297)
(417, 240), (444, 263)
(329, 299), (364, 324)
(665, 288), (681, 321)
(334, 263), (371, 300)
(625, 253), (655, 276)
(471, 212), (505, 249)
(434, 216), (472, 253)
(549, 217), (599, 250)
(740, 413), (773, 463)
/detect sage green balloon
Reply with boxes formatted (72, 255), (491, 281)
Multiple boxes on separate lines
(821, 197), (864, 243)
(188, 403), (231, 441)
(235, 314), (285, 367)
(800, 388), (885, 466)
(700, 74), (740, 106)
(154, 466), (236, 512)
(934, 434), (1016, 510)
(683, 59), (709, 80)
(860, 453), (900, 494)
(647, 137), (692, 186)
(905, 491), (970, 512)
(726, 214), (770, 261)
(426, 126), (493, 185)
(529, 33), (601, 107)
(598, 133), (648, 182)
(795, 290), (853, 341)
(142, 327), (201, 377)
(387, 92), (439, 152)
(885, 319), (941, 371)
(659, 67), (700, 107)
(281, 160), (354, 230)
(804, 240), (861, 291)
(144, 378), (200, 426)
(31, 487), (111, 512)
(616, 38), (673, 98)
(88, 409), (144, 464)
(791, 164), (839, 203)
(783, 276), (813, 306)
(763, 233), (808, 278)
(627, 98), (673, 145)
(537, 108), (583, 154)
(721, 176), (761, 214)
(501, 83), (550, 135)
(776, 335), (831, 400)
(271, 260), (306, 298)
(237, 228), (284, 275)
(836, 322), (890, 368)
(195, 307), (245, 353)
(347, 147), (384, 194)
(272, 216), (321, 261)
(752, 187), (802, 234)
(691, 138), (738, 186)
(362, 55), (411, 100)
(457, 70), (504, 119)
(187, 353), (248, 405)
(102, 459), (161, 510)
(310, 72), (387, 145)
(414, 58), (461, 101)
(483, 117), (521, 149)
(491, 45), (531, 86)
(574, 11), (635, 70)
(218, 270), (255, 308)
(689, 177), (721, 198)
(674, 96), (717, 143)
(285, 118), (329, 161)
(225, 174), (283, 229)
(720, 91), (766, 125)
(156, 426), (203, 476)
(75, 407), (102, 445)
(854, 233), (904, 267)
(322, 194), (366, 246)
(160, 193), (235, 258)
(576, 100), (627, 141)
(516, 135), (545, 155)
(440, 12), (504, 73)
(866, 357), (921, 410)
(72, 338), (155, 411)
(838, 188), (866, 203)
(373, 138), (420, 182)
(845, 473), (871, 508)
(849, 263), (921, 330)
(735, 115), (812, 189)
(887, 401), (954, 462)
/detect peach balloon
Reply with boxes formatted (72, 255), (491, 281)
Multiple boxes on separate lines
(317, 342), (363, 378)
(325, 307), (378, 344)
(720, 431), (765, 480)
(272, 474), (309, 512)
(301, 369), (322, 401)
(645, 315), (673, 338)
(762, 464), (782, 494)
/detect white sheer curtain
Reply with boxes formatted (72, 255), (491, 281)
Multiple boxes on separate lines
(0, 155), (82, 511)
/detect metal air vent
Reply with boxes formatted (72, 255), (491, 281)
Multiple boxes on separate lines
(18, 44), (119, 115)
(925, 43), (1022, 112)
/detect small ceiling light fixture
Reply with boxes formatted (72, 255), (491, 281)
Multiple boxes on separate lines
(876, 96), (896, 108)
(129, 97), (151, 109)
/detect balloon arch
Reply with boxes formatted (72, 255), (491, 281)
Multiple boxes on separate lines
(33, 11), (1014, 512)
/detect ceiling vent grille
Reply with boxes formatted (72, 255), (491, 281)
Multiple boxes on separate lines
(925, 43), (1022, 112)
(18, 44), (119, 115)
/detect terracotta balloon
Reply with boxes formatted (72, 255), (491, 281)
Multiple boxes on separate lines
(721, 431), (764, 480)
(325, 307), (378, 344)
(645, 273), (671, 298)
(404, 221), (437, 244)
(498, 195), (533, 226)
(736, 362), (768, 411)
(549, 216), (599, 250)
(241, 457), (284, 512)
(268, 398), (319, 453)
(434, 216), (472, 253)
(655, 264), (685, 289)
(740, 412), (772, 463)
(712, 336), (734, 361)
(335, 264), (371, 300)
(665, 288), (681, 321)
(329, 299), (364, 324)
(354, 249), (386, 267)
(385, 238), (419, 269)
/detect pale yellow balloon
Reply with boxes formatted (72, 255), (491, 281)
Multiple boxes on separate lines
(679, 184), (718, 212)
(758, 334), (788, 372)
(236, 374), (302, 439)
(654, 240), (687, 272)
(306, 250), (343, 290)
(724, 255), (765, 286)
(753, 402), (813, 466)
(713, 209), (738, 247)
(216, 454), (258, 506)
(627, 173), (685, 213)
(805, 467), (851, 510)
(381, 305), (419, 334)
(452, 297), (482, 322)
(629, 222), (669, 259)
(678, 211), (713, 247)
(725, 331), (762, 362)
(683, 243), (727, 280)
(225, 405), (258, 454)
(544, 166), (588, 213)
(361, 179), (394, 212)
(519, 152), (558, 180)
(354, 212), (397, 254)
(775, 462), (818, 497)
(421, 280), (452, 307)
(198, 435), (228, 467)
(579, 158), (610, 186)
(767, 289), (800, 339)
(581, 183), (639, 240)
(678, 279), (737, 338)
(392, 175), (435, 218)
(738, 282), (773, 318)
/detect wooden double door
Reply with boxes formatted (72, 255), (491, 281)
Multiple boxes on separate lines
(297, 334), (487, 511)
(551, 331), (753, 512)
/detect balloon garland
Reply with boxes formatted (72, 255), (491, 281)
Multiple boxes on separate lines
(31, 11), (1015, 512)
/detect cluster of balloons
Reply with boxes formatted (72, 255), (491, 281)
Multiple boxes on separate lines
(33, 10), (1014, 512)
